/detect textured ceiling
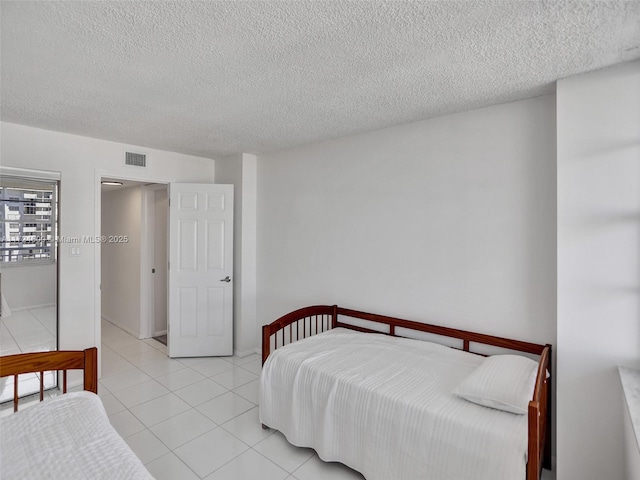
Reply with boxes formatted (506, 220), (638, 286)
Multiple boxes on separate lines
(1, 1), (640, 159)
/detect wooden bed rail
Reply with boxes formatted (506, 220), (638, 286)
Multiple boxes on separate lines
(262, 305), (552, 480)
(336, 307), (548, 355)
(262, 305), (549, 364)
(0, 348), (98, 412)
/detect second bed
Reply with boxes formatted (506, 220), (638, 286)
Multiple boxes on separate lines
(260, 305), (551, 480)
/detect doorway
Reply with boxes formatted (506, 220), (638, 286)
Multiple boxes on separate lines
(100, 179), (168, 343)
(97, 178), (234, 360)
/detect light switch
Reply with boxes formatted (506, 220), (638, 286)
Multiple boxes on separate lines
(69, 246), (81, 257)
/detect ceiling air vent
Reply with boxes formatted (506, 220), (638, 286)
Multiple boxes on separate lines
(125, 152), (147, 167)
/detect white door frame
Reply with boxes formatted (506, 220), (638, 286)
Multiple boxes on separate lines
(144, 184), (169, 339)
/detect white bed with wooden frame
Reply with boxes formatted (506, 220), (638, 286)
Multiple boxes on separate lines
(260, 305), (551, 480)
(0, 348), (154, 479)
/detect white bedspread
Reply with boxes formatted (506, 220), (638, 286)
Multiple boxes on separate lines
(1, 391), (154, 480)
(260, 328), (529, 480)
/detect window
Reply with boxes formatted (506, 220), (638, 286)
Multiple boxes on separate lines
(0, 178), (58, 264)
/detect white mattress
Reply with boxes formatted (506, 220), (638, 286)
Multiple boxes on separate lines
(260, 328), (529, 480)
(1, 391), (154, 480)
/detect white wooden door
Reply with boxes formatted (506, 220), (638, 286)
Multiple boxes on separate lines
(168, 183), (233, 357)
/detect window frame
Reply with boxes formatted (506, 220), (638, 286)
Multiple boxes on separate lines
(0, 178), (58, 266)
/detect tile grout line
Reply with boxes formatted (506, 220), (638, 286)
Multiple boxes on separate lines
(100, 320), (278, 479)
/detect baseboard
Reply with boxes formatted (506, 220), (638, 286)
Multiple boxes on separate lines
(233, 347), (258, 358)
(11, 302), (56, 313)
(101, 315), (143, 339)
(153, 329), (167, 337)
(0, 293), (13, 318)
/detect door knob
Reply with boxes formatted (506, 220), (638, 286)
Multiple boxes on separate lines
(220, 276), (231, 282)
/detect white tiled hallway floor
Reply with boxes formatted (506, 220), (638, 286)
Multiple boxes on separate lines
(100, 320), (364, 480)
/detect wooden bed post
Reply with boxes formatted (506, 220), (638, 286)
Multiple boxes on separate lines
(527, 401), (541, 480)
(262, 324), (271, 365)
(331, 305), (338, 329)
(527, 344), (551, 479)
(544, 346), (552, 470)
(84, 347), (98, 394)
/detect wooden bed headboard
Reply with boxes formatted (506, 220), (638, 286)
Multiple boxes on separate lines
(0, 348), (98, 412)
(262, 305), (552, 480)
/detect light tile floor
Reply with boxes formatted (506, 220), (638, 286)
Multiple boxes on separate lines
(0, 305), (56, 356)
(0, 306), (57, 402)
(2, 318), (556, 480)
(98, 320), (364, 480)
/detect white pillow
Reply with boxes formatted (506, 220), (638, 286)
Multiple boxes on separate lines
(452, 354), (539, 414)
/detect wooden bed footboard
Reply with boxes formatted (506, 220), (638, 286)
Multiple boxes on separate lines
(262, 305), (552, 480)
(0, 348), (98, 412)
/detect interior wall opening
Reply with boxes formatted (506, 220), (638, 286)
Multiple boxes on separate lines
(100, 178), (168, 349)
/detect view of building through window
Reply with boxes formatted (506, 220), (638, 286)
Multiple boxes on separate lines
(0, 182), (57, 263)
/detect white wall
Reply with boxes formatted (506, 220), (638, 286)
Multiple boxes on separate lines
(257, 95), (557, 347)
(0, 263), (56, 311)
(216, 154), (244, 351)
(557, 60), (640, 480)
(0, 122), (215, 353)
(240, 154), (257, 355)
(101, 186), (142, 337)
(216, 153), (258, 356)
